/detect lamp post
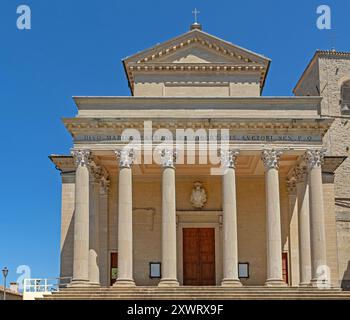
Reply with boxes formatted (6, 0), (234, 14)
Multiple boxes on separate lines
(2, 267), (8, 301)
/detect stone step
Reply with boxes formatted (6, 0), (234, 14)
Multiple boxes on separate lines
(55, 291), (344, 295)
(51, 291), (350, 294)
(40, 286), (350, 300)
(53, 291), (347, 295)
(53, 288), (350, 293)
(60, 285), (340, 289)
(52, 292), (347, 297)
(46, 297), (346, 300)
(41, 295), (350, 300)
(58, 287), (342, 292)
(41, 290), (350, 300)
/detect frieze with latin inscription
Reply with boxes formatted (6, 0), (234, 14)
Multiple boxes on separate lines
(75, 134), (322, 143)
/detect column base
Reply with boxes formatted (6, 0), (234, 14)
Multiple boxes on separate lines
(158, 279), (179, 287)
(113, 279), (136, 287)
(88, 282), (101, 287)
(265, 279), (287, 287)
(221, 279), (242, 287)
(68, 279), (91, 288)
(309, 279), (331, 289)
(299, 282), (312, 287)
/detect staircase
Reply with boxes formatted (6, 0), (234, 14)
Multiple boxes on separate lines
(40, 286), (350, 300)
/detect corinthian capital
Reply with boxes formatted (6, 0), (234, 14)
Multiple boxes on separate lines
(90, 162), (103, 182)
(71, 149), (91, 167)
(220, 149), (239, 169)
(160, 148), (177, 168)
(294, 164), (308, 183)
(100, 176), (110, 195)
(286, 177), (297, 195)
(261, 149), (282, 170)
(304, 149), (326, 169)
(115, 148), (135, 169)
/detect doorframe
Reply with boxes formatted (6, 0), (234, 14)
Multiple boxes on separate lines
(177, 222), (222, 285)
(108, 250), (118, 286)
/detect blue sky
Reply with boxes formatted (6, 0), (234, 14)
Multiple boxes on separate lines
(0, 0), (348, 285)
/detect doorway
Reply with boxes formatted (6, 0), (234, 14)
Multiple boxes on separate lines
(183, 228), (215, 285)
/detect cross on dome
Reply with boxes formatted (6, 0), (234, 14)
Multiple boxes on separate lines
(190, 8), (202, 30)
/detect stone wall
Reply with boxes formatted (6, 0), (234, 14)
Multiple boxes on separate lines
(59, 173), (75, 281)
(295, 53), (350, 288)
(133, 73), (261, 97)
(60, 167), (340, 287)
(336, 212), (350, 290)
(107, 174), (291, 286)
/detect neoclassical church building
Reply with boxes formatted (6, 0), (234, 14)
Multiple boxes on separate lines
(49, 22), (350, 298)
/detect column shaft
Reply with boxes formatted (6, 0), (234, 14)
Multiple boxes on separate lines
(296, 167), (312, 286)
(262, 149), (286, 287)
(159, 148), (179, 287)
(88, 170), (100, 285)
(114, 148), (135, 287)
(305, 150), (328, 287)
(286, 180), (300, 286)
(221, 150), (241, 286)
(99, 177), (109, 287)
(115, 167), (134, 286)
(71, 150), (90, 286)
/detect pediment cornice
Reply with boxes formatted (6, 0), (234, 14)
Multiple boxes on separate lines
(63, 117), (332, 138)
(128, 63), (265, 71)
(124, 29), (269, 65)
(134, 36), (257, 64)
(123, 29), (270, 93)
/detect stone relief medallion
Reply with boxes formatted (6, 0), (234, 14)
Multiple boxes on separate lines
(190, 181), (207, 209)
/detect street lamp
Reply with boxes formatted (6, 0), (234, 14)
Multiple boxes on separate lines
(2, 267), (8, 301)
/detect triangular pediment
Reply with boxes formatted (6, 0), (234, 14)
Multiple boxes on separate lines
(153, 44), (243, 64)
(124, 29), (269, 65)
(123, 28), (271, 93)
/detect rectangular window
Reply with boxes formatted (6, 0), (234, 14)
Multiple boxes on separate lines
(149, 262), (161, 279)
(238, 262), (249, 279)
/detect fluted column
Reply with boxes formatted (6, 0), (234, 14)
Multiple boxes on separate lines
(304, 149), (329, 287)
(295, 164), (312, 287)
(70, 149), (91, 286)
(158, 148), (179, 287)
(88, 162), (102, 286)
(220, 149), (242, 287)
(114, 148), (135, 287)
(261, 149), (286, 286)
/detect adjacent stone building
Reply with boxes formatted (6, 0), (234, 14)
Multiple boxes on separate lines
(294, 50), (350, 289)
(0, 284), (22, 300)
(50, 24), (350, 291)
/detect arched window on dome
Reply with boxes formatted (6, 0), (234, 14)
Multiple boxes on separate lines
(341, 80), (350, 113)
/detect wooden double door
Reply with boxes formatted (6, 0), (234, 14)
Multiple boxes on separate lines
(183, 228), (216, 285)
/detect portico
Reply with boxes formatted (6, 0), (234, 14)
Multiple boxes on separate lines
(50, 24), (340, 291)
(52, 124), (332, 288)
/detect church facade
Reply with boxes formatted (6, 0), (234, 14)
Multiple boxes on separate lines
(50, 24), (350, 290)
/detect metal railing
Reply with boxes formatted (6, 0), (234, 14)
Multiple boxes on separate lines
(23, 277), (72, 293)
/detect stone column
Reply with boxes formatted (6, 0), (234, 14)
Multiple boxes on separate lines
(261, 149), (286, 286)
(286, 177), (299, 286)
(88, 162), (102, 286)
(295, 164), (312, 287)
(159, 148), (179, 287)
(70, 149), (91, 286)
(114, 148), (135, 287)
(220, 149), (242, 287)
(304, 149), (329, 287)
(99, 175), (110, 287)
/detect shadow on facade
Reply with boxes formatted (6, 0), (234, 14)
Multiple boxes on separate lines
(341, 261), (350, 290)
